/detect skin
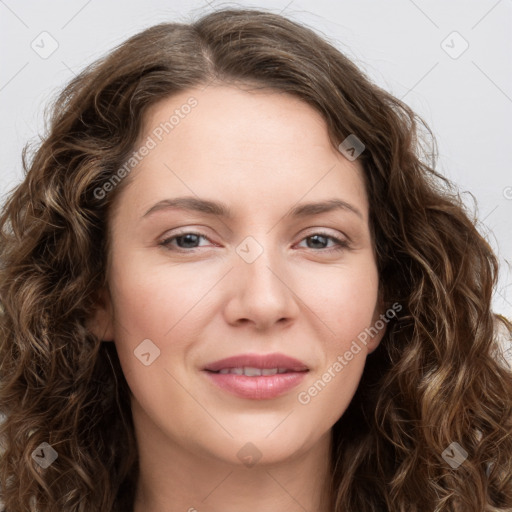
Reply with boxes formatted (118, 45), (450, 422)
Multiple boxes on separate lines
(90, 84), (386, 512)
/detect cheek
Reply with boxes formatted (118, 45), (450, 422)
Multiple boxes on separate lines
(109, 254), (209, 339)
(296, 257), (380, 344)
(107, 254), (226, 401)
(296, 351), (366, 431)
(293, 268), (377, 425)
(108, 260), (201, 425)
(292, 259), (379, 410)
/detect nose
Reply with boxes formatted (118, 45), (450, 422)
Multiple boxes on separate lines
(223, 238), (300, 330)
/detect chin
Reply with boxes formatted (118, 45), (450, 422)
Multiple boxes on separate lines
(199, 420), (325, 467)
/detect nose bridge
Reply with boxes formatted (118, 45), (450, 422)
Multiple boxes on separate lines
(228, 232), (297, 326)
(236, 233), (284, 292)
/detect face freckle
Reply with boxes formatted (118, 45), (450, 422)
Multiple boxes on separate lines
(93, 83), (386, 473)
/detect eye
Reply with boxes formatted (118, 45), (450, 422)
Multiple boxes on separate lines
(296, 232), (350, 253)
(159, 231), (212, 251)
(158, 230), (350, 253)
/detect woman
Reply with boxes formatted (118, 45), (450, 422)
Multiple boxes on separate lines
(0, 7), (511, 512)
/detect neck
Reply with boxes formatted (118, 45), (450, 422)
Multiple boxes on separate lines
(131, 410), (333, 512)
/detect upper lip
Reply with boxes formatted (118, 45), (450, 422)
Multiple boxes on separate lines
(203, 353), (309, 372)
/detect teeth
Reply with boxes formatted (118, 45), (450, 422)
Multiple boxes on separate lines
(215, 367), (289, 376)
(244, 366), (262, 376)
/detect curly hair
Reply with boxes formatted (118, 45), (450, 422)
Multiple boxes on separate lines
(1, 7), (511, 512)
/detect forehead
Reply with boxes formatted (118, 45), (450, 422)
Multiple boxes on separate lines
(115, 84), (369, 222)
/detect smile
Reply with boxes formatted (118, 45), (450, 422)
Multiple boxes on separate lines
(202, 353), (310, 400)
(213, 367), (299, 376)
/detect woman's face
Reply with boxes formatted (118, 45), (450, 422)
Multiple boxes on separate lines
(92, 84), (386, 466)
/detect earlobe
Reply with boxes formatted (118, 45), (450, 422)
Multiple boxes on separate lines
(367, 295), (388, 354)
(367, 319), (386, 354)
(86, 286), (115, 341)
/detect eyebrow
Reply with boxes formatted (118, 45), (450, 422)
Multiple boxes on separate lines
(141, 196), (364, 220)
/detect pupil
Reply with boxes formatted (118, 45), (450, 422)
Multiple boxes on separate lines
(308, 235), (327, 249)
(179, 234), (199, 248)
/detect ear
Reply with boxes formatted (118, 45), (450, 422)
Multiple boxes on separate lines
(86, 285), (115, 341)
(367, 292), (389, 355)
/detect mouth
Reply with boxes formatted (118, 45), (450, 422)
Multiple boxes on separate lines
(203, 352), (309, 373)
(207, 367), (306, 376)
(202, 353), (309, 400)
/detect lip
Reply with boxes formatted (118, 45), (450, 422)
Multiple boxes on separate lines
(202, 352), (309, 400)
(203, 353), (309, 373)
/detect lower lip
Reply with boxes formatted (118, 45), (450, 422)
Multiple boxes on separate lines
(203, 371), (308, 400)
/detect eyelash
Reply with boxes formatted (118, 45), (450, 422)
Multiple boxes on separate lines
(158, 230), (350, 254)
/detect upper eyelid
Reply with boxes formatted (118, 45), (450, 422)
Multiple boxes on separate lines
(160, 228), (348, 247)
(162, 226), (346, 238)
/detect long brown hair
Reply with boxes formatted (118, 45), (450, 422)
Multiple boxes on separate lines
(1, 8), (511, 511)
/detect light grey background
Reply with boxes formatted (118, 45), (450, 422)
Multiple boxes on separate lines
(1, 0), (511, 316)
